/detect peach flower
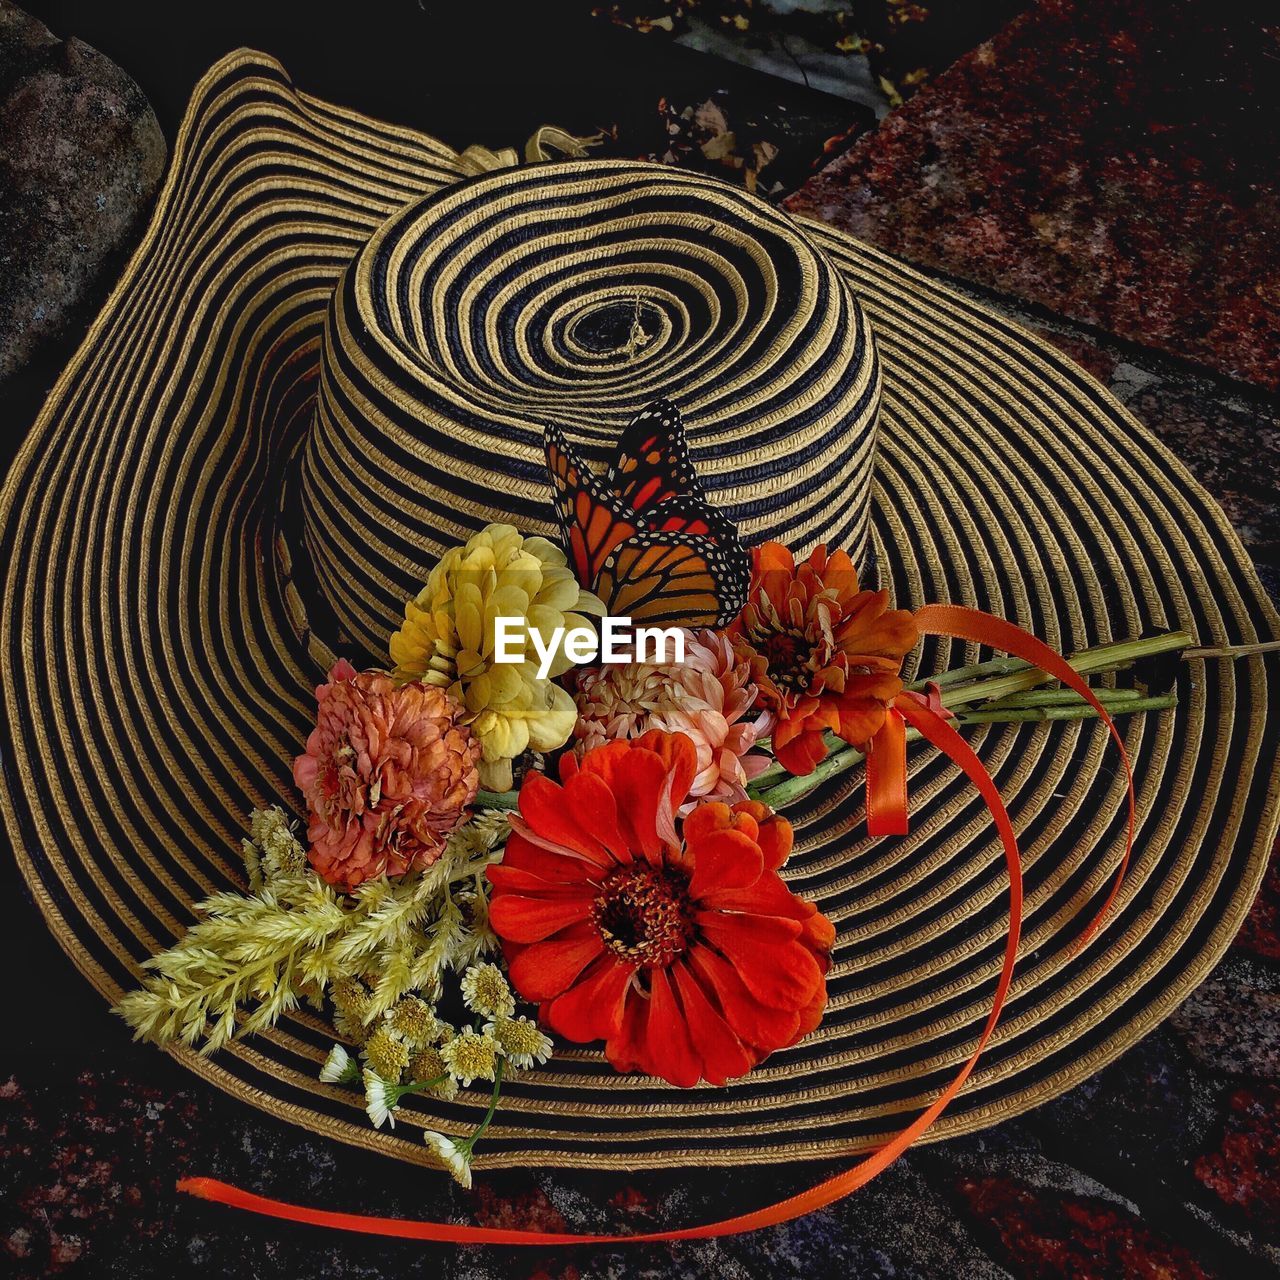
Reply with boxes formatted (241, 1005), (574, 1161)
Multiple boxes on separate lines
(572, 629), (772, 812)
(293, 659), (480, 891)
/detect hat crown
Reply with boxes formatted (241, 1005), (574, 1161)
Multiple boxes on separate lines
(298, 159), (880, 660)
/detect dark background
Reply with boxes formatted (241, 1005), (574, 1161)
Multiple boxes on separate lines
(3, 3), (1279, 1277)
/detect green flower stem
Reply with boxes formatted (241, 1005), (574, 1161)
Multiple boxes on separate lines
(474, 631), (1195, 813)
(958, 694), (1176, 723)
(983, 686), (1143, 709)
(460, 1058), (506, 1155)
(913, 630), (1192, 707)
(749, 693), (1178, 810)
(394, 1073), (450, 1103)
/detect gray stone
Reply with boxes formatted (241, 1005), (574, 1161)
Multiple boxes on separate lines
(0, 1), (165, 384)
(1172, 969), (1280, 1081)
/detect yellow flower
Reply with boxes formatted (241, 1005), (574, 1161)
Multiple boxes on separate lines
(363, 1024), (410, 1081)
(408, 1047), (459, 1101)
(439, 1026), (500, 1087)
(390, 523), (604, 791)
(459, 962), (515, 1019)
(485, 1015), (553, 1069)
(386, 995), (441, 1048)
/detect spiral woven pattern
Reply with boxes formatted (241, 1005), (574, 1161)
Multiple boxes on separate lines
(1, 51), (1276, 1173)
(303, 160), (879, 657)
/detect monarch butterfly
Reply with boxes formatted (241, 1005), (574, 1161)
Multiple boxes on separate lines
(545, 400), (750, 629)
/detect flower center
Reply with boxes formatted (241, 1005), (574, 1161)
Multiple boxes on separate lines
(593, 863), (694, 968)
(758, 629), (814, 694)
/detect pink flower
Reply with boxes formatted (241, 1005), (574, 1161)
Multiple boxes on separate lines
(293, 659), (480, 891)
(572, 630), (772, 812)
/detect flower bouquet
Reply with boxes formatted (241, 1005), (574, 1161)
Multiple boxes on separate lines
(117, 401), (1192, 1194)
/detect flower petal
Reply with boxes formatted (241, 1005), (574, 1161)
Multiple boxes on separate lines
(731, 800), (793, 871)
(583, 745), (668, 863)
(507, 924), (603, 1003)
(696, 912), (822, 1011)
(546, 954), (633, 1043)
(486, 861), (597, 896)
(497, 831), (604, 885)
(671, 959), (755, 1086)
(773, 726), (829, 776)
(684, 944), (800, 1053)
(686, 827), (764, 899)
(633, 729), (698, 812)
(518, 772), (612, 866)
(490, 894), (591, 944)
(563, 770), (631, 862)
(642, 967), (703, 1088)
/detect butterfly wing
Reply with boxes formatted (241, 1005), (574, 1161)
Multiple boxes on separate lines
(595, 530), (751, 629)
(638, 494), (740, 540)
(545, 423), (640, 588)
(546, 403), (749, 627)
(606, 399), (705, 512)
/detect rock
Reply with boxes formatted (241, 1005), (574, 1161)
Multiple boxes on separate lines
(783, 0), (1280, 392)
(1172, 969), (1280, 1082)
(0, 2), (166, 386)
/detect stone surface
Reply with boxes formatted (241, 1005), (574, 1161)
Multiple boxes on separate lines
(1194, 1086), (1280, 1237)
(0, 0), (165, 386)
(783, 0), (1280, 391)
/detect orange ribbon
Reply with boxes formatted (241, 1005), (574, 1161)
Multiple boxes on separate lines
(178, 605), (1134, 1244)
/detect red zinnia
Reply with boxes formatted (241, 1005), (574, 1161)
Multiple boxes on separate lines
(487, 731), (834, 1087)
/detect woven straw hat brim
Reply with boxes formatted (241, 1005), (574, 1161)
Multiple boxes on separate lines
(2, 50), (1277, 1173)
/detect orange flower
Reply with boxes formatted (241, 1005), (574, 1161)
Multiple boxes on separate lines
(293, 659), (480, 892)
(728, 542), (919, 776)
(487, 731), (833, 1087)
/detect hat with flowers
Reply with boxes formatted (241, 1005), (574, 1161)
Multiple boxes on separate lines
(1, 47), (1274, 1237)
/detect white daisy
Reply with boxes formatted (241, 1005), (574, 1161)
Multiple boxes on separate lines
(484, 1016), (553, 1070)
(459, 962), (516, 1019)
(362, 1068), (398, 1129)
(319, 1043), (356, 1084)
(423, 1131), (473, 1189)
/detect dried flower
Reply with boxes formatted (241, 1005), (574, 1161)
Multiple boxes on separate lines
(408, 1047), (458, 1100)
(363, 1069), (398, 1128)
(319, 1043), (358, 1084)
(440, 1026), (500, 1087)
(386, 995), (440, 1048)
(116, 814), (503, 1055)
(389, 523), (605, 791)
(423, 1131), (473, 1189)
(293, 659), (481, 891)
(450, 808), (511, 859)
(362, 1023), (410, 1081)
(242, 806), (307, 891)
(460, 962), (515, 1019)
(330, 976), (371, 1020)
(728, 543), (919, 775)
(488, 731), (834, 1087)
(486, 1016), (553, 1069)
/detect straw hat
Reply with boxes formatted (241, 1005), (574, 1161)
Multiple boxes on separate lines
(2, 49), (1276, 1173)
